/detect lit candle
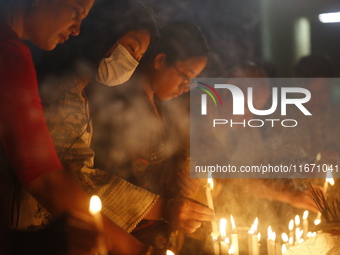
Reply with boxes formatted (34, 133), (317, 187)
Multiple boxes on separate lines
(205, 173), (220, 255)
(282, 244), (287, 254)
(220, 218), (229, 255)
(282, 233), (289, 249)
(294, 215), (301, 245)
(230, 215), (239, 255)
(267, 226), (275, 255)
(248, 218), (259, 255)
(302, 210), (309, 241)
(228, 244), (235, 255)
(316, 169), (334, 220)
(89, 195), (107, 255)
(288, 219), (294, 242)
(166, 250), (175, 255)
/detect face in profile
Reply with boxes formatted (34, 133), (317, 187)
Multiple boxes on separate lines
(24, 0), (95, 50)
(104, 30), (151, 61)
(150, 55), (207, 101)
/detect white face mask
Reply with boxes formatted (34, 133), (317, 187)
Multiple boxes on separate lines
(96, 43), (139, 86)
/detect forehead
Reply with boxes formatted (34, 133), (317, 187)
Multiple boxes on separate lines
(62, 0), (94, 11)
(121, 30), (150, 41)
(173, 57), (207, 74)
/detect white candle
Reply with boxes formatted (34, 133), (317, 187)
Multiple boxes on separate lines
(248, 218), (259, 255)
(89, 195), (108, 255)
(302, 210), (309, 240)
(316, 169), (334, 220)
(205, 174), (219, 255)
(220, 219), (229, 255)
(205, 173), (219, 236)
(267, 226), (275, 255)
(230, 215), (239, 255)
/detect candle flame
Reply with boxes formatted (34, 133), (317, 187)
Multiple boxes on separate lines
(220, 218), (227, 239)
(258, 233), (261, 242)
(230, 215), (236, 231)
(228, 244), (234, 255)
(295, 215), (300, 226)
(282, 244), (287, 253)
(314, 219), (321, 225)
(166, 250), (175, 255)
(326, 170), (335, 185)
(316, 152), (321, 162)
(296, 229), (303, 240)
(289, 219), (294, 230)
(312, 232), (317, 237)
(254, 217), (258, 232)
(307, 232), (312, 238)
(303, 210), (309, 220)
(289, 236), (293, 244)
(89, 195), (102, 214)
(225, 237), (230, 244)
(207, 172), (214, 189)
(267, 226), (275, 240)
(282, 233), (289, 243)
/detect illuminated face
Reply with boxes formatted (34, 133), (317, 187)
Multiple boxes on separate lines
(151, 55), (207, 101)
(24, 0), (94, 50)
(104, 30), (151, 61)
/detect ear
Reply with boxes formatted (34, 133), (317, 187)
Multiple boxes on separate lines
(153, 53), (167, 70)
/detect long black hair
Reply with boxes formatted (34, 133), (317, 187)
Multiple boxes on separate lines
(37, 0), (159, 79)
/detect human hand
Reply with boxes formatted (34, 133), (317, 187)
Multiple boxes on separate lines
(167, 197), (215, 233)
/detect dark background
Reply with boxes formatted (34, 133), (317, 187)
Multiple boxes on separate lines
(143, 0), (340, 77)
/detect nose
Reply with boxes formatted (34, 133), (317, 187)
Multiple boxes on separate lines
(70, 20), (81, 36)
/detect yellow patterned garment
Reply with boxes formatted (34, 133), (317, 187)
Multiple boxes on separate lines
(18, 74), (159, 231)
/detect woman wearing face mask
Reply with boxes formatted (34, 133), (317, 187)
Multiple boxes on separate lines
(91, 21), (215, 253)
(34, 0), (165, 247)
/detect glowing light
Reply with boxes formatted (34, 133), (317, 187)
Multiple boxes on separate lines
(303, 210), (309, 220)
(267, 226), (276, 241)
(326, 170), (335, 185)
(282, 244), (287, 253)
(228, 244), (234, 255)
(258, 233), (261, 242)
(289, 220), (294, 231)
(230, 215), (236, 232)
(220, 218), (227, 239)
(314, 219), (321, 225)
(295, 215), (300, 226)
(225, 237), (230, 244)
(289, 237), (293, 245)
(319, 12), (340, 23)
(89, 195), (102, 214)
(282, 233), (289, 243)
(316, 152), (321, 161)
(166, 250), (175, 255)
(248, 218), (258, 235)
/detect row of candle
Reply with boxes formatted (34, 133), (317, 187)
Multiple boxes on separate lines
(205, 167), (335, 255)
(210, 213), (318, 255)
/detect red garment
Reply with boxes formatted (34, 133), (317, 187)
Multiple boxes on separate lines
(0, 23), (62, 186)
